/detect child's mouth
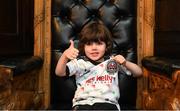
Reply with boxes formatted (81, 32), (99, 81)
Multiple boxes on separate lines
(91, 52), (99, 57)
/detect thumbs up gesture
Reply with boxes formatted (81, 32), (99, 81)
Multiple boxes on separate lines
(64, 40), (79, 60)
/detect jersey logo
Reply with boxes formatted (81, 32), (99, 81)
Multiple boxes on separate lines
(106, 60), (118, 74)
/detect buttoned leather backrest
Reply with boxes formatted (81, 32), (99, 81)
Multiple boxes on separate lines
(51, 0), (137, 110)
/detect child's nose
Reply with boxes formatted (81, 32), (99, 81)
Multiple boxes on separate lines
(91, 43), (97, 49)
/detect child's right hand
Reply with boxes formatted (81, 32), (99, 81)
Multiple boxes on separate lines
(63, 40), (79, 60)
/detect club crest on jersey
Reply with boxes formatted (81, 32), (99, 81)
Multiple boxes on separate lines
(106, 60), (118, 74)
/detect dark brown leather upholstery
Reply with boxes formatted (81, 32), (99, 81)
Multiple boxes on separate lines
(142, 56), (180, 79)
(50, 0), (137, 110)
(0, 56), (43, 76)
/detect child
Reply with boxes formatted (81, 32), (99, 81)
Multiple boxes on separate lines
(55, 21), (142, 110)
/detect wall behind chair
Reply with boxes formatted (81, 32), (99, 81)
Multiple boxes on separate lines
(0, 0), (34, 56)
(154, 0), (180, 59)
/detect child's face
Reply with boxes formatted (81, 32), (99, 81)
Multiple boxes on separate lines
(84, 41), (106, 61)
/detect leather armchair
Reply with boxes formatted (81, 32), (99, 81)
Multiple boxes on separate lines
(50, 0), (138, 110)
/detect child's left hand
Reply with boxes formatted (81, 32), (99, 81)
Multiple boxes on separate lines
(111, 55), (126, 65)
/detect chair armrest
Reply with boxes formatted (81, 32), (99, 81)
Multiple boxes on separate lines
(142, 56), (180, 79)
(0, 56), (43, 76)
(0, 56), (43, 109)
(141, 56), (180, 110)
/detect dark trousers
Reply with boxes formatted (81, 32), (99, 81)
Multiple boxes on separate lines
(73, 103), (118, 111)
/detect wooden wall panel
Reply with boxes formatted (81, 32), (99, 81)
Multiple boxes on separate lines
(154, 0), (180, 59)
(0, 0), (34, 56)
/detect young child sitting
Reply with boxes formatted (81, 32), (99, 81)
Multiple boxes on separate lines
(55, 21), (142, 110)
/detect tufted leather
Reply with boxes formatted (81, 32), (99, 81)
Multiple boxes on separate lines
(50, 0), (137, 110)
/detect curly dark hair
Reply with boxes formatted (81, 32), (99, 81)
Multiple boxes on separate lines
(78, 21), (113, 56)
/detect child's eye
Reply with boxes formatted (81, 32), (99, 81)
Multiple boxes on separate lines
(85, 42), (92, 45)
(97, 41), (104, 45)
(85, 41), (104, 45)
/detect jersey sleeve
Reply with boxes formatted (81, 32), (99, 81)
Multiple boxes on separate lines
(66, 59), (80, 76)
(67, 59), (91, 77)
